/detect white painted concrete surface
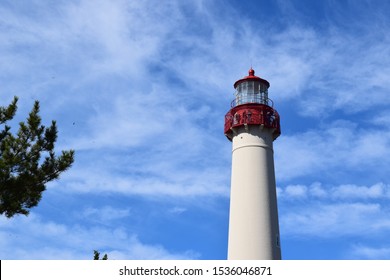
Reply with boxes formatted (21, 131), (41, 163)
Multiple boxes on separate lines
(228, 125), (281, 260)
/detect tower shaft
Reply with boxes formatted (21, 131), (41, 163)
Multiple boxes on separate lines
(228, 126), (281, 259)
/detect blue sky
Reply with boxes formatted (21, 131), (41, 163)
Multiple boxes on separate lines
(1, 0), (390, 260)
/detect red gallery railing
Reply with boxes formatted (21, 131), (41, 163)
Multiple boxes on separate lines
(224, 103), (281, 141)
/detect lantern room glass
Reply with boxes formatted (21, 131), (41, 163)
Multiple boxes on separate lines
(234, 80), (269, 107)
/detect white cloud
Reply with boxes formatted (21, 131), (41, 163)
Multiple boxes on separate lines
(281, 202), (387, 238)
(52, 167), (230, 198)
(81, 206), (131, 223)
(0, 213), (198, 260)
(332, 184), (385, 200)
(371, 111), (390, 128)
(168, 207), (188, 215)
(279, 182), (390, 201)
(349, 245), (390, 260)
(309, 182), (328, 198)
(284, 185), (307, 198)
(275, 120), (390, 181)
(279, 182), (390, 239)
(276, 187), (283, 197)
(108, 235), (199, 260)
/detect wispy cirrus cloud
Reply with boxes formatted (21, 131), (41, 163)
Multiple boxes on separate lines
(279, 182), (390, 241)
(280, 202), (390, 238)
(348, 244), (390, 260)
(275, 120), (390, 182)
(279, 182), (390, 201)
(0, 213), (198, 260)
(81, 206), (131, 223)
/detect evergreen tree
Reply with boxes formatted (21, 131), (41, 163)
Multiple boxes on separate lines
(0, 97), (74, 218)
(93, 250), (108, 260)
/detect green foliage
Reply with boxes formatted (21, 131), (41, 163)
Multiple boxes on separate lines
(93, 250), (108, 260)
(0, 97), (74, 218)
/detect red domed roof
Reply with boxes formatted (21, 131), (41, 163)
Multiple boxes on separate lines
(233, 68), (270, 89)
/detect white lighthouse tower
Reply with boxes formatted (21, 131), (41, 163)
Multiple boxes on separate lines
(224, 68), (281, 260)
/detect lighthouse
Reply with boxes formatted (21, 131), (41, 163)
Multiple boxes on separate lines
(224, 68), (281, 260)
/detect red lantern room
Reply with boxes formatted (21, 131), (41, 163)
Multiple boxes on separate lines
(224, 68), (281, 141)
